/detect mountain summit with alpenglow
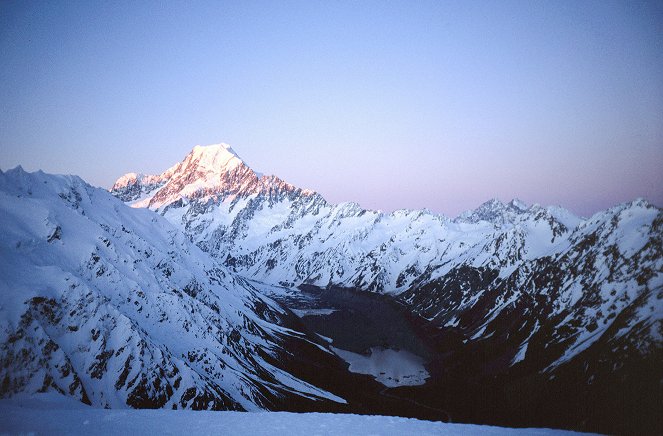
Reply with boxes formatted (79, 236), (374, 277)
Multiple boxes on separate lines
(186, 143), (245, 173)
(112, 143), (313, 210)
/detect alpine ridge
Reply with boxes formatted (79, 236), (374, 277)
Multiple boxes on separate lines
(0, 141), (659, 435)
(110, 143), (662, 434)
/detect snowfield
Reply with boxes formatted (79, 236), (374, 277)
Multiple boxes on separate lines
(0, 394), (592, 436)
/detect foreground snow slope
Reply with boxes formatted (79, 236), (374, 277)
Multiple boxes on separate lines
(0, 394), (591, 436)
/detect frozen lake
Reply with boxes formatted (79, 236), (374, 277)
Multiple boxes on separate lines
(331, 346), (430, 387)
(267, 284), (433, 388)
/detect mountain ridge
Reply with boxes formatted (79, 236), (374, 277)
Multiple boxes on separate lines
(113, 144), (590, 220)
(109, 142), (662, 433)
(1, 140), (660, 434)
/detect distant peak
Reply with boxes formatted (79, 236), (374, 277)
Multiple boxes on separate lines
(629, 197), (654, 209)
(115, 172), (140, 183)
(478, 198), (505, 209)
(614, 197), (656, 213)
(508, 198), (528, 211)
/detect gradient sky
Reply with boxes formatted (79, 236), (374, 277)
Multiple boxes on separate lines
(1, 1), (662, 217)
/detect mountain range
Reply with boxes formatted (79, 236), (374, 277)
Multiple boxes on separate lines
(2, 143), (661, 434)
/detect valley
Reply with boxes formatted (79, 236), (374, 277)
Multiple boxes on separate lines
(271, 284), (433, 388)
(107, 143), (663, 434)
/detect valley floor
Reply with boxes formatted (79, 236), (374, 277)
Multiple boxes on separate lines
(0, 394), (594, 436)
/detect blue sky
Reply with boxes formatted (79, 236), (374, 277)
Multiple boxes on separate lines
(1, 0), (662, 217)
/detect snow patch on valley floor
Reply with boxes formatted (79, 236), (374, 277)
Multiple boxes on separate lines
(291, 308), (337, 317)
(331, 346), (430, 387)
(0, 394), (592, 436)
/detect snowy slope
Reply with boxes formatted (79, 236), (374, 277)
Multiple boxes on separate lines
(0, 393), (592, 436)
(0, 167), (347, 410)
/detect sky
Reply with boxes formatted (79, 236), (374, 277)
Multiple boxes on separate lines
(1, 0), (662, 217)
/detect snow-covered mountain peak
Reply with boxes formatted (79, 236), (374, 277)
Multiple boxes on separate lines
(112, 172), (143, 190)
(187, 143), (244, 174)
(624, 197), (656, 212)
(452, 197), (582, 238)
(456, 198), (512, 225)
(508, 198), (528, 211)
(115, 171), (140, 182)
(193, 142), (237, 155)
(111, 143), (316, 211)
(582, 198), (657, 225)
